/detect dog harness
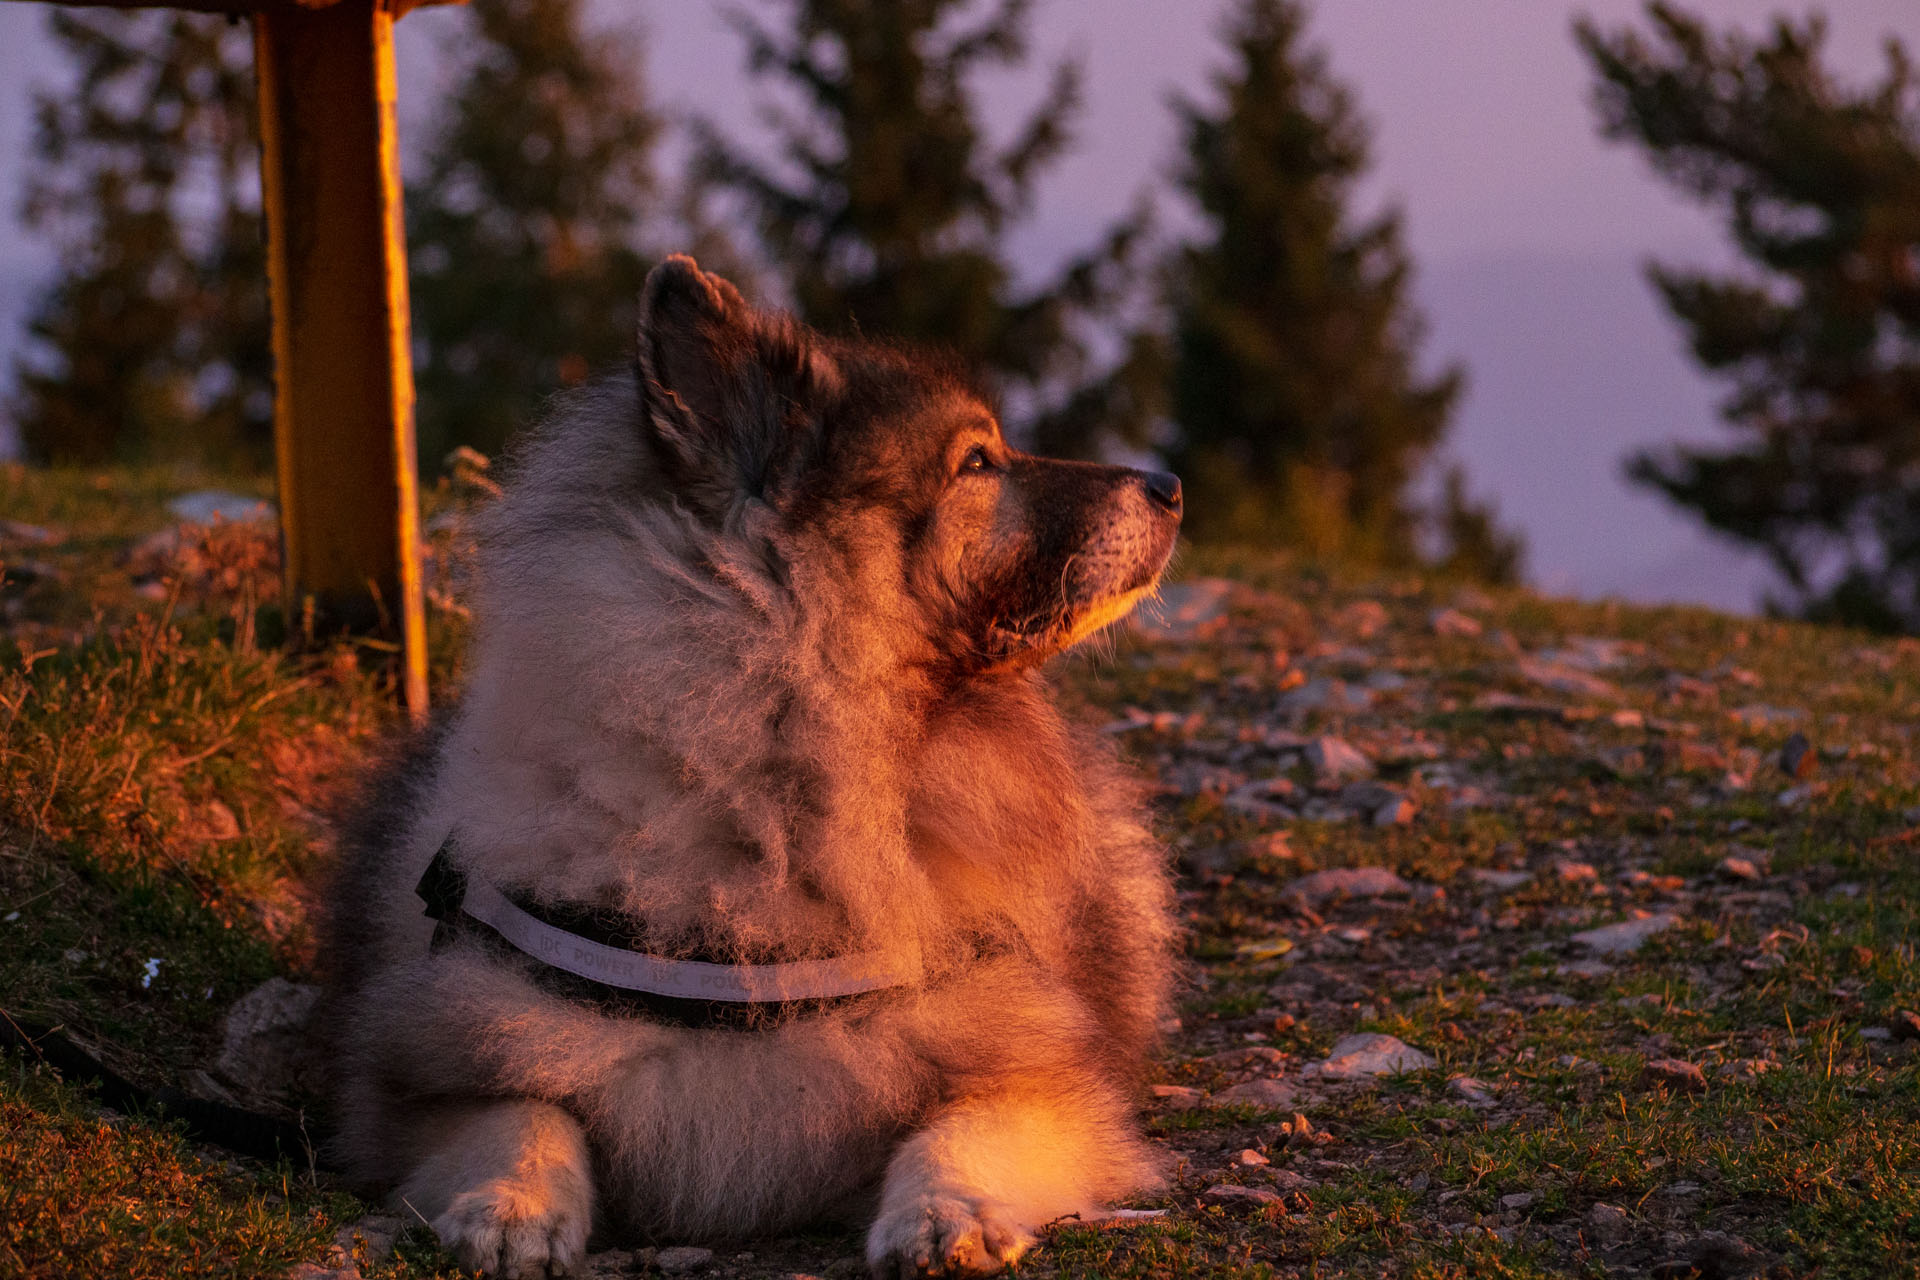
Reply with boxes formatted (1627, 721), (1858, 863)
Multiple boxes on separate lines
(415, 837), (913, 1029)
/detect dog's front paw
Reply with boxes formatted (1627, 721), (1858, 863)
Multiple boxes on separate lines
(866, 1190), (1032, 1278)
(431, 1178), (589, 1279)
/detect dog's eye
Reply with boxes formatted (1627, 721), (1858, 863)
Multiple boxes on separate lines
(958, 445), (993, 475)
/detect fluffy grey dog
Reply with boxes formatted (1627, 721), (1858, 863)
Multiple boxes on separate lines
(322, 257), (1183, 1278)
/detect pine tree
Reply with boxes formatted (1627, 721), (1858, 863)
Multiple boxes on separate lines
(11, 10), (269, 468)
(1169, 0), (1508, 573)
(406, 0), (663, 467)
(1578, 5), (1920, 631)
(700, 0), (1159, 457)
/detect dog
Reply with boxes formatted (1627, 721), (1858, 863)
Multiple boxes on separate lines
(321, 256), (1183, 1278)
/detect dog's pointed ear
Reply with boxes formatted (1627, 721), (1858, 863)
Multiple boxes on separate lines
(636, 255), (829, 516)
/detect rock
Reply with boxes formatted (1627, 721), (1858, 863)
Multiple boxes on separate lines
(1779, 732), (1816, 779)
(1215, 1078), (1297, 1109)
(1305, 735), (1374, 781)
(1200, 1183), (1283, 1211)
(1335, 599), (1389, 638)
(1429, 607), (1483, 638)
(1233, 1148), (1270, 1166)
(0, 519), (62, 547)
(215, 978), (321, 1098)
(1551, 860), (1598, 884)
(1554, 959), (1614, 980)
(1717, 855), (1761, 882)
(1516, 655), (1620, 700)
(287, 1266), (359, 1280)
(1314, 1033), (1436, 1079)
(1570, 913), (1681, 956)
(1371, 796), (1418, 827)
(167, 489), (274, 525)
(1775, 784), (1815, 809)
(657, 1246), (715, 1274)
(1642, 1058), (1708, 1093)
(1268, 1168), (1316, 1191)
(1465, 867), (1532, 892)
(1150, 1084), (1205, 1110)
(1284, 866), (1411, 904)
(1133, 578), (1234, 642)
(1224, 778), (1298, 823)
(331, 1215), (404, 1267)
(1500, 1192), (1537, 1211)
(1279, 677), (1372, 715)
(1717, 1058), (1778, 1079)
(1586, 1202), (1630, 1243)
(1653, 1231), (1769, 1280)
(1447, 1076), (1497, 1107)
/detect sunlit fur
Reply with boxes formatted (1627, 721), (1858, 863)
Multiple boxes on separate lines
(321, 257), (1181, 1278)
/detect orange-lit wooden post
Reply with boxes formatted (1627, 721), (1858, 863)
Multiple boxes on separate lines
(2, 0), (451, 721)
(254, 0), (427, 719)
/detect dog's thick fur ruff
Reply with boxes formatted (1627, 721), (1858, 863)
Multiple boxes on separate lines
(322, 258), (1180, 1278)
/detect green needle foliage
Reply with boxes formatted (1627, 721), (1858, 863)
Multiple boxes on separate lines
(1579, 3), (1920, 632)
(1168, 0), (1516, 582)
(10, 10), (269, 469)
(406, 0), (662, 468)
(1169, 0), (1490, 572)
(700, 0), (1162, 458)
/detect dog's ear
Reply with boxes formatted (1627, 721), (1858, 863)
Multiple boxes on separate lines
(636, 255), (830, 517)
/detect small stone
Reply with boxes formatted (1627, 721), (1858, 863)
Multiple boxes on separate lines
(1554, 959), (1613, 980)
(1314, 1033), (1436, 1079)
(1465, 868), (1532, 892)
(1150, 1084), (1205, 1110)
(1642, 1058), (1708, 1093)
(1201, 1183), (1283, 1211)
(1500, 1192), (1536, 1210)
(287, 1266), (359, 1280)
(1430, 607), (1483, 638)
(216, 978), (322, 1099)
(1717, 855), (1761, 882)
(1224, 777), (1299, 823)
(1284, 866), (1410, 904)
(1372, 796), (1418, 827)
(1335, 599), (1390, 638)
(1779, 732), (1816, 780)
(1775, 784), (1815, 809)
(1551, 860), (1599, 884)
(1717, 1058), (1778, 1079)
(1570, 913), (1681, 956)
(1215, 1078), (1298, 1109)
(167, 489), (274, 525)
(1448, 1076), (1497, 1107)
(1859, 1026), (1892, 1041)
(331, 1216), (404, 1267)
(1305, 735), (1374, 781)
(1516, 655), (1620, 700)
(656, 1246), (714, 1274)
(1268, 1168), (1316, 1190)
(1586, 1202), (1630, 1243)
(1233, 1148), (1270, 1166)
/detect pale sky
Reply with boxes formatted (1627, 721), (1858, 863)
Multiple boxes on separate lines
(3, 1), (1917, 611)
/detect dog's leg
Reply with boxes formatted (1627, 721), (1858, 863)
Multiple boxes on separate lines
(398, 1098), (593, 1279)
(866, 1090), (1141, 1278)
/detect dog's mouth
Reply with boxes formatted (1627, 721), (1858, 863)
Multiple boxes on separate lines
(982, 564), (1169, 669)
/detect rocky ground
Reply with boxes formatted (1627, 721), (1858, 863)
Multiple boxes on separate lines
(4, 471), (1918, 1279)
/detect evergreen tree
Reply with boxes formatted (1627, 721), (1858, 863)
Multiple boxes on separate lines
(407, 0), (663, 466)
(700, 0), (1159, 457)
(12, 10), (268, 468)
(1578, 5), (1920, 631)
(1169, 0), (1511, 575)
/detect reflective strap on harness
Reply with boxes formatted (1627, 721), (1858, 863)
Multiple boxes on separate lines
(416, 840), (911, 1003)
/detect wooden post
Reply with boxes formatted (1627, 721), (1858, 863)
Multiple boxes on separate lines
(254, 0), (428, 719)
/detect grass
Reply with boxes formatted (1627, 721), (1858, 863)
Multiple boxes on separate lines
(4, 469), (1919, 1277)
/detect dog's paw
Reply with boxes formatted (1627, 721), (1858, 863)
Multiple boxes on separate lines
(431, 1178), (589, 1279)
(866, 1190), (1032, 1278)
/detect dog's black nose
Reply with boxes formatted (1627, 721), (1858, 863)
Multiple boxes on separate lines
(1142, 470), (1182, 516)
